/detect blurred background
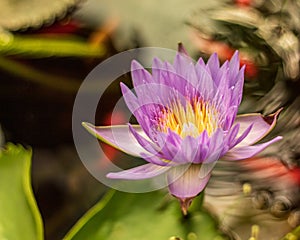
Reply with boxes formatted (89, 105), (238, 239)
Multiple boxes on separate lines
(0, 0), (299, 239)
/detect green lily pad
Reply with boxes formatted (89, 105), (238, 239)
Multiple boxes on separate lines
(0, 143), (43, 240)
(64, 190), (228, 240)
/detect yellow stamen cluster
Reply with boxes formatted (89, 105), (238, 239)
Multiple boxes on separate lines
(157, 98), (219, 138)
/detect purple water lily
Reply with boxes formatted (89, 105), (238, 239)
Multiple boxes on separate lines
(83, 44), (282, 214)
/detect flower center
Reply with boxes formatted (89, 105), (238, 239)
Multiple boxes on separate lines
(157, 98), (219, 138)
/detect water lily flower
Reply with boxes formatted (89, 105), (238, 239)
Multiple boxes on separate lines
(83, 44), (282, 214)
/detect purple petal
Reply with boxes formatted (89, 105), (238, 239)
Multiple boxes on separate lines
(229, 51), (240, 86)
(140, 153), (177, 167)
(225, 123), (240, 146)
(107, 163), (170, 180)
(191, 130), (210, 164)
(82, 122), (149, 157)
(198, 131), (210, 160)
(120, 82), (154, 133)
(120, 81), (171, 136)
(173, 52), (193, 79)
(158, 63), (200, 101)
(221, 105), (238, 131)
(206, 52), (220, 81)
(128, 124), (163, 157)
(213, 62), (229, 94)
(195, 63), (215, 100)
(131, 62), (185, 110)
(234, 109), (281, 147)
(154, 130), (183, 162)
(152, 57), (164, 84)
(153, 58), (192, 98)
(186, 63), (199, 90)
(128, 125), (181, 166)
(229, 66), (245, 106)
(131, 60), (153, 86)
(229, 123), (253, 148)
(222, 136), (283, 161)
(120, 83), (140, 114)
(181, 136), (199, 163)
(204, 129), (225, 163)
(167, 136), (199, 164)
(167, 164), (211, 199)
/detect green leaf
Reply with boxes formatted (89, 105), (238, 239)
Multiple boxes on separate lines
(0, 31), (105, 58)
(0, 143), (43, 240)
(64, 190), (228, 240)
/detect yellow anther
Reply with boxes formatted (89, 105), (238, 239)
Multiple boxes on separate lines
(285, 233), (297, 240)
(158, 98), (219, 138)
(248, 225), (259, 240)
(243, 182), (252, 196)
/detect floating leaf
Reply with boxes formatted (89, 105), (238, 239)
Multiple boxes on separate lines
(64, 190), (228, 240)
(0, 143), (43, 240)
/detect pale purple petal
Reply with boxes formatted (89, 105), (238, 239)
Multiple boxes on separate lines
(229, 50), (240, 86)
(168, 136), (198, 164)
(223, 136), (283, 161)
(181, 136), (199, 163)
(186, 63), (199, 91)
(221, 105), (238, 130)
(129, 125), (166, 153)
(152, 57), (164, 83)
(167, 164), (211, 198)
(206, 53), (220, 81)
(213, 62), (229, 93)
(120, 83), (167, 133)
(131, 60), (153, 86)
(234, 110), (281, 147)
(158, 66), (201, 101)
(195, 63), (215, 100)
(230, 66), (245, 106)
(82, 123), (149, 157)
(198, 131), (210, 160)
(154, 131), (183, 162)
(173, 53), (193, 79)
(107, 163), (170, 180)
(225, 123), (240, 146)
(120, 82), (140, 114)
(130, 125), (187, 166)
(229, 123), (253, 148)
(192, 130), (210, 163)
(204, 129), (225, 163)
(140, 153), (177, 167)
